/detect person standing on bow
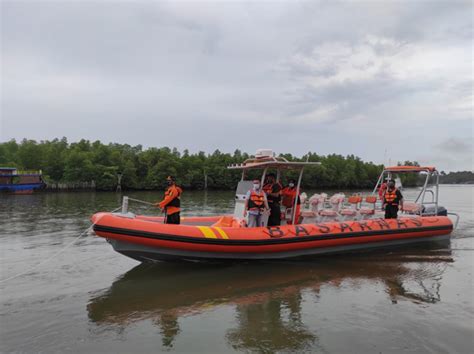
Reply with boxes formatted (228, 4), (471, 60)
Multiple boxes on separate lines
(281, 179), (301, 224)
(383, 180), (404, 219)
(156, 175), (182, 224)
(263, 173), (282, 226)
(244, 179), (270, 227)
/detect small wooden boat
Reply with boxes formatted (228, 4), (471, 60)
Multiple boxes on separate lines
(91, 150), (457, 262)
(0, 167), (46, 194)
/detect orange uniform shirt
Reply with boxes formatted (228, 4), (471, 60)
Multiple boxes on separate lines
(158, 185), (181, 215)
(281, 187), (301, 208)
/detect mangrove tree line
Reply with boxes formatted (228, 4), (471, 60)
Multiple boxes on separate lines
(1, 138), (425, 190)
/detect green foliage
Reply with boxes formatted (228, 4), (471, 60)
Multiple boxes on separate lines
(439, 171), (474, 184)
(0, 138), (392, 190)
(0, 140), (20, 166)
(397, 161), (422, 186)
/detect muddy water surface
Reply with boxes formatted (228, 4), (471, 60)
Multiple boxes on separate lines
(1, 186), (473, 353)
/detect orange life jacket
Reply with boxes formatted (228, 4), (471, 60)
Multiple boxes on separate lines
(248, 190), (265, 211)
(384, 188), (399, 205)
(164, 185), (182, 208)
(281, 187), (301, 207)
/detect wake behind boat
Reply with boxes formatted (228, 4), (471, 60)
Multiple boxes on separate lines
(91, 150), (458, 262)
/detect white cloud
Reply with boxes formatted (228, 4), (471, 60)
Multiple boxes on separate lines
(1, 0), (472, 170)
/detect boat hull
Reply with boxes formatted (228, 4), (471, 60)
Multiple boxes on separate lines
(107, 234), (451, 262)
(0, 182), (45, 193)
(92, 213), (454, 262)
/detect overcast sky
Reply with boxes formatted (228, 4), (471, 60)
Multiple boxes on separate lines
(1, 0), (472, 171)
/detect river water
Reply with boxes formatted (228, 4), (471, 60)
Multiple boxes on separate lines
(1, 186), (473, 353)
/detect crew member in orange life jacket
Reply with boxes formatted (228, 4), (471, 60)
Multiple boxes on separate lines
(383, 180), (404, 219)
(281, 179), (301, 224)
(156, 175), (182, 224)
(244, 179), (270, 227)
(263, 173), (282, 226)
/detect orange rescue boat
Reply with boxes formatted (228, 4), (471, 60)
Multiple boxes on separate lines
(91, 150), (457, 262)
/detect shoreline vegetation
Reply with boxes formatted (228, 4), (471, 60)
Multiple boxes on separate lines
(1, 138), (473, 191)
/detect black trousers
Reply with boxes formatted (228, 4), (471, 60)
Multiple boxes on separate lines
(165, 212), (180, 224)
(385, 205), (399, 219)
(268, 204), (281, 226)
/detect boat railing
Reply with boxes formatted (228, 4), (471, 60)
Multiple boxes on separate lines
(118, 196), (156, 215)
(447, 212), (460, 229)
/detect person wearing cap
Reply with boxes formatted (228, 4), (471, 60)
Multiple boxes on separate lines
(281, 179), (302, 224)
(156, 175), (182, 224)
(244, 179), (270, 227)
(382, 180), (404, 219)
(263, 173), (282, 226)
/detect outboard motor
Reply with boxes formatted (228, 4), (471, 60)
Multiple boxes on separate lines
(422, 205), (448, 216)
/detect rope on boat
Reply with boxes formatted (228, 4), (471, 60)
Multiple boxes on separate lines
(127, 197), (156, 207)
(0, 205), (122, 284)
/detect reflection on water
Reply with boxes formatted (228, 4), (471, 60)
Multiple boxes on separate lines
(88, 245), (453, 351)
(227, 292), (316, 352)
(2, 186), (472, 353)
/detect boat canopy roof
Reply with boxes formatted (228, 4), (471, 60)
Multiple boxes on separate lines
(227, 155), (320, 170)
(384, 166), (437, 173)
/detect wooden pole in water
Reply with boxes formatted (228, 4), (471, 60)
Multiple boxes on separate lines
(116, 173), (122, 192)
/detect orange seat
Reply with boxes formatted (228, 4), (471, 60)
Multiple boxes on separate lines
(348, 195), (363, 204)
(319, 210), (338, 217)
(339, 195), (362, 218)
(301, 210), (317, 217)
(402, 202), (422, 214)
(340, 209), (357, 216)
(319, 194), (344, 220)
(365, 196), (377, 203)
(359, 196), (377, 216)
